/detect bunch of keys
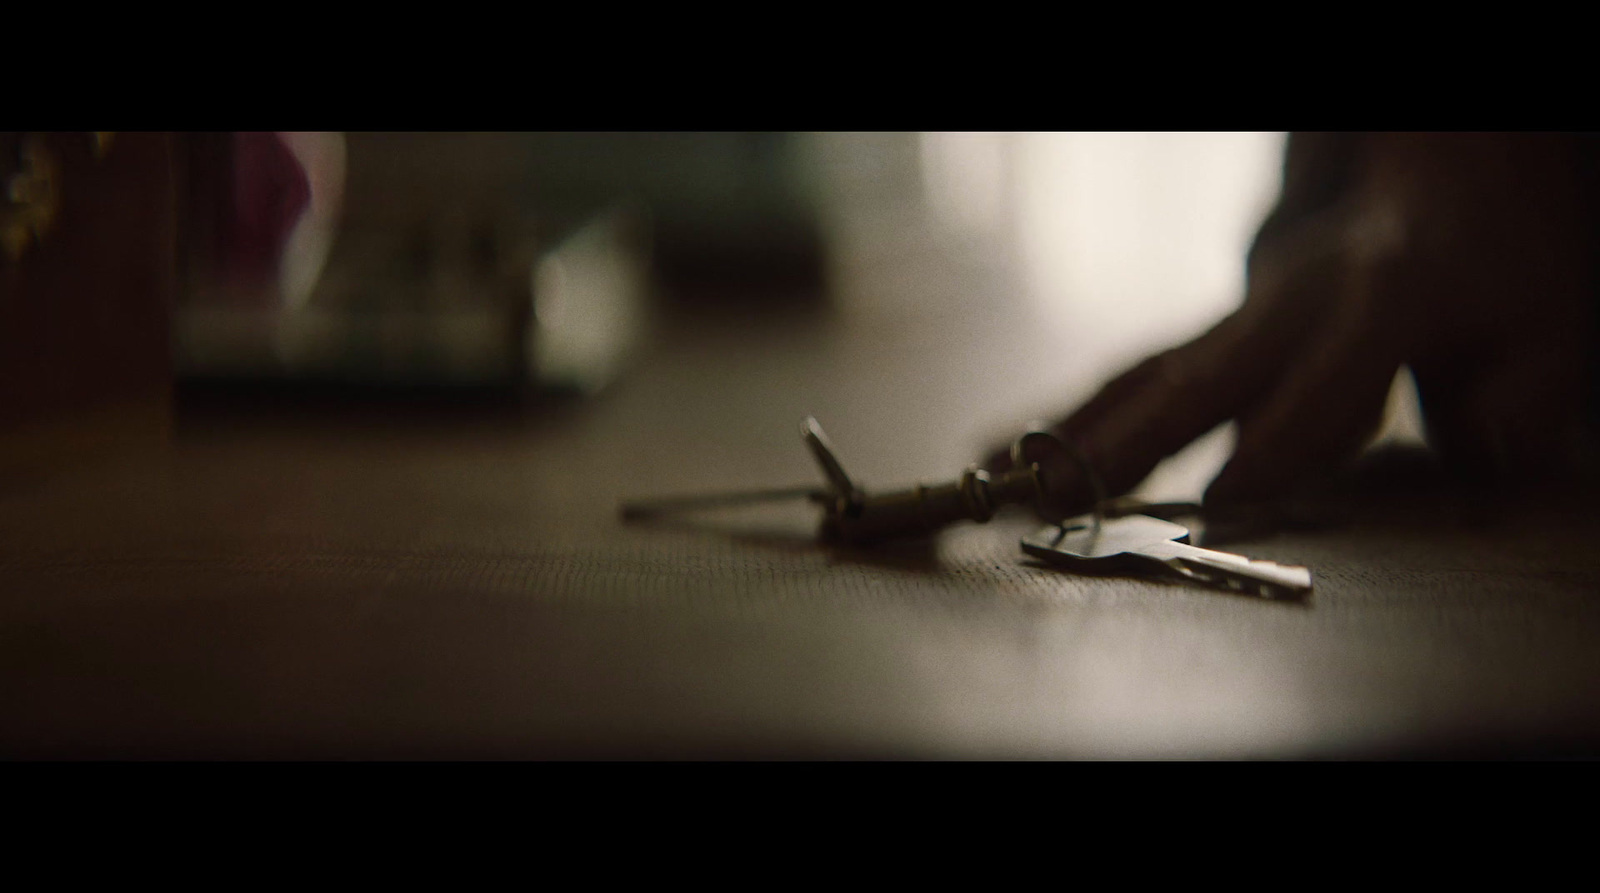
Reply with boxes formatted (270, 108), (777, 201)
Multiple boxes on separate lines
(620, 417), (1312, 600)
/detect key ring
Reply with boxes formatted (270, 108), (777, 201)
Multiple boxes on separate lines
(1011, 429), (1108, 537)
(621, 416), (1202, 546)
(1009, 430), (1207, 536)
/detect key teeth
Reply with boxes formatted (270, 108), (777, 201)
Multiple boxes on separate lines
(1171, 556), (1312, 600)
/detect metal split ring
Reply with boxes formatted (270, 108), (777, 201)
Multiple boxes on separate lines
(1011, 429), (1109, 536)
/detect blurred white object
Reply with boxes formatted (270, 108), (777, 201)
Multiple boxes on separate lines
(177, 210), (647, 393)
(277, 132), (346, 311)
(1010, 133), (1285, 346)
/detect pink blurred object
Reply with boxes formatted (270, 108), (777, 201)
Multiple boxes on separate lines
(222, 131), (312, 293)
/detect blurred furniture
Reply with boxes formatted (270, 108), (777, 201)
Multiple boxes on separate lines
(0, 132), (176, 485)
(175, 133), (652, 394)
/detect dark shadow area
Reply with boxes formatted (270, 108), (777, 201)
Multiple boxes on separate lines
(173, 378), (593, 438)
(823, 536), (946, 576)
(1310, 725), (1600, 761)
(619, 512), (949, 576)
(1193, 444), (1570, 547)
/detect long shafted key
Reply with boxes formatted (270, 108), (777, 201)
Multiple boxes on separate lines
(1021, 513), (1313, 600)
(620, 417), (1053, 544)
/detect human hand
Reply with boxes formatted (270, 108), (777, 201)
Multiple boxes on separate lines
(987, 133), (1596, 517)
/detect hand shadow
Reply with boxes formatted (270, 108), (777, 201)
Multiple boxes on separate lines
(1194, 444), (1469, 547)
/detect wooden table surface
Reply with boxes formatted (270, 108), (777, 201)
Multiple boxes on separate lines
(5, 240), (1600, 759)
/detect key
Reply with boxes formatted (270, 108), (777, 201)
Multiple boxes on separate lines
(620, 417), (1055, 544)
(618, 420), (849, 522)
(810, 418), (1060, 543)
(1020, 513), (1313, 600)
(618, 419), (845, 522)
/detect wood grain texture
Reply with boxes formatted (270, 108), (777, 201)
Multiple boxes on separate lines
(3, 235), (1599, 758)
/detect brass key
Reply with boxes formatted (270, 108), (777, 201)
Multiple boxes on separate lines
(620, 417), (1061, 545)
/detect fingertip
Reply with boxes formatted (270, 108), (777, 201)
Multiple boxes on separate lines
(1013, 431), (1102, 520)
(1202, 449), (1276, 511)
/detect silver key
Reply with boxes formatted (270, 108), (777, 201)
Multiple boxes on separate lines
(1021, 513), (1313, 600)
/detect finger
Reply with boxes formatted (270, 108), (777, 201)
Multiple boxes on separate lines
(981, 352), (1199, 474)
(981, 356), (1176, 475)
(1016, 317), (1287, 516)
(1073, 204), (1386, 500)
(986, 202), (1357, 506)
(980, 350), (1200, 493)
(1204, 293), (1403, 508)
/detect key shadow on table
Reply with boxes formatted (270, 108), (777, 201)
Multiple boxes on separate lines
(620, 514), (949, 576)
(1016, 556), (1315, 608)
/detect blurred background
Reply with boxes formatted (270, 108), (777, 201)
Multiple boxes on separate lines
(17, 132), (1600, 761)
(181, 132), (1307, 496)
(175, 132), (1287, 378)
(8, 132), (1425, 500)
